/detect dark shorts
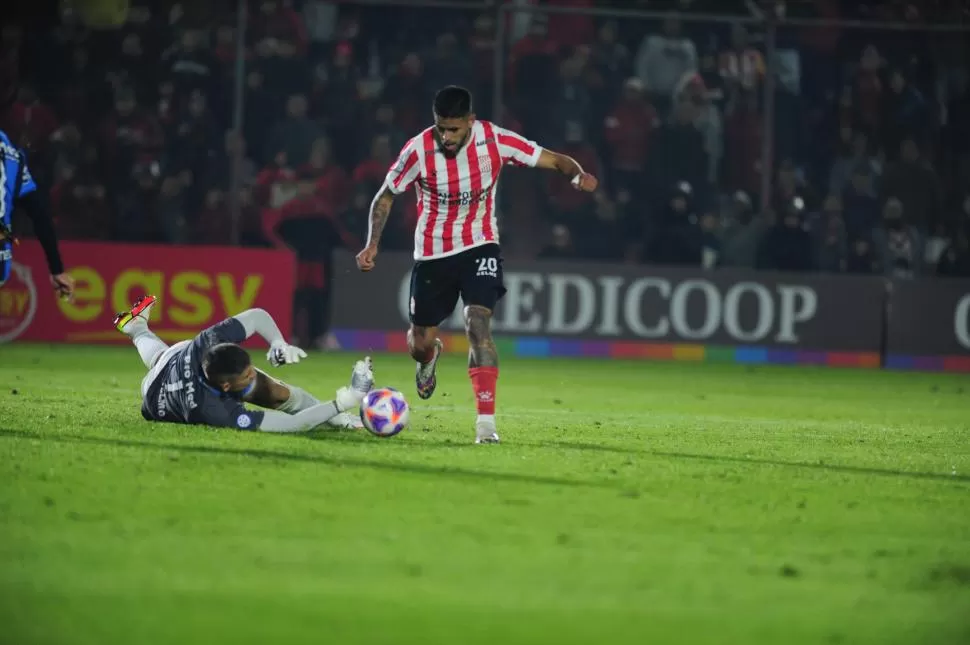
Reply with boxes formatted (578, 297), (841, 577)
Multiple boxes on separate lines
(409, 243), (506, 327)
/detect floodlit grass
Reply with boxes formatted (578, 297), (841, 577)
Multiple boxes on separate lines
(1, 343), (969, 645)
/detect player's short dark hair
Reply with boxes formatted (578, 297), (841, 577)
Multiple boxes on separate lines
(433, 86), (472, 119)
(202, 343), (251, 385)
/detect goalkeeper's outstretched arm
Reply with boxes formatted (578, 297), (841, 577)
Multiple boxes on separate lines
(231, 308), (286, 346)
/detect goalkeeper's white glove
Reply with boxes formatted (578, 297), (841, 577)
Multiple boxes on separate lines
(268, 341), (307, 366)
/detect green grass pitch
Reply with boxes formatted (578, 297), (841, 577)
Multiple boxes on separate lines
(1, 343), (969, 645)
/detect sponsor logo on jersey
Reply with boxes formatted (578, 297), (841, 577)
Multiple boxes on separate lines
(436, 188), (489, 207)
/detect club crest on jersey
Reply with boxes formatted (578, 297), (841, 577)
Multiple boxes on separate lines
(477, 155), (492, 174)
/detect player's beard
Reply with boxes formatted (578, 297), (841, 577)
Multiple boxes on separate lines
(437, 132), (469, 158)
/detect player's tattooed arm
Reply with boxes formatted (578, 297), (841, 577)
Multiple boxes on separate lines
(366, 185), (395, 248)
(358, 186), (395, 271)
(465, 305), (498, 368)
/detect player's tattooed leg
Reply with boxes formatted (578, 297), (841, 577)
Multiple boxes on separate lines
(465, 305), (497, 369)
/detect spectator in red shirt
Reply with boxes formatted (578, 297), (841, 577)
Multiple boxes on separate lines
(508, 17), (559, 118)
(603, 77), (659, 198)
(291, 137), (350, 222)
(271, 136), (354, 348)
(255, 148), (298, 228)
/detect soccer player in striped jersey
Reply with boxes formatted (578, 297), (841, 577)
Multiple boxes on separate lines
(356, 86), (598, 444)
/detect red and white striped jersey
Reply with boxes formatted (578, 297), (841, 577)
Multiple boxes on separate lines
(383, 120), (543, 260)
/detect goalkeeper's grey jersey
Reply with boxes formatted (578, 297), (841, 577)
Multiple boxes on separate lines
(141, 318), (265, 430)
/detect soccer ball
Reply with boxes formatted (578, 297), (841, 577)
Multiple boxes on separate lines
(360, 387), (410, 437)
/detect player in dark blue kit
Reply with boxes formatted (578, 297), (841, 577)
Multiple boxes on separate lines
(114, 295), (374, 432)
(0, 129), (75, 300)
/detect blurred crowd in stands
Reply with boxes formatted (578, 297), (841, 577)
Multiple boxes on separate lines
(2, 0), (970, 341)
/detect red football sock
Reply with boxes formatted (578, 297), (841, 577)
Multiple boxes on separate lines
(469, 367), (498, 416)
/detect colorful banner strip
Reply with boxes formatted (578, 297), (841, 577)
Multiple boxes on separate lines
(331, 329), (883, 370)
(885, 354), (970, 373)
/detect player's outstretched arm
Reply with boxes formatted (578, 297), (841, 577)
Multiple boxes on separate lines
(16, 177), (75, 301)
(536, 149), (599, 192)
(356, 185), (395, 272)
(233, 308), (285, 343)
(256, 402), (342, 433)
(231, 308), (306, 365)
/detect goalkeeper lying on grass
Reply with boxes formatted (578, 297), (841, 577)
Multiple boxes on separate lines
(113, 296), (374, 432)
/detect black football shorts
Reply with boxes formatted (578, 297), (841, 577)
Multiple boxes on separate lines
(408, 243), (507, 327)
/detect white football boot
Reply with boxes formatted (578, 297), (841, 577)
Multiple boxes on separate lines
(335, 356), (374, 412)
(474, 417), (500, 444)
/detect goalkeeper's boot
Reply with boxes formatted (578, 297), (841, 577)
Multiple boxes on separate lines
(336, 356), (374, 412)
(113, 295), (157, 336)
(326, 412), (365, 430)
(415, 338), (443, 400)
